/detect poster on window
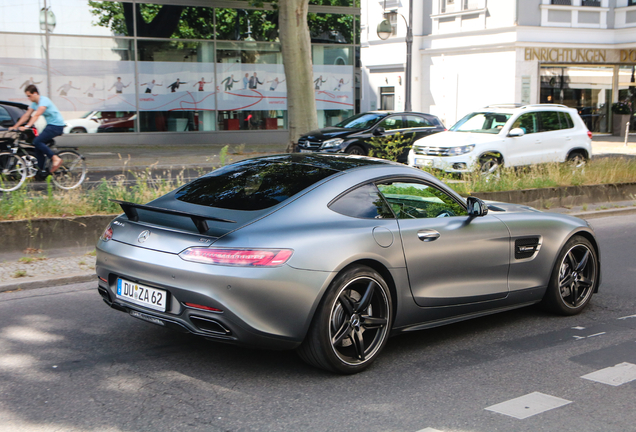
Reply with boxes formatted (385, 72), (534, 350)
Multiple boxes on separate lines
(216, 63), (287, 111)
(137, 62), (215, 111)
(0, 57), (49, 104)
(313, 65), (354, 111)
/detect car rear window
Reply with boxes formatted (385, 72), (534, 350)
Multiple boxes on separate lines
(175, 160), (339, 211)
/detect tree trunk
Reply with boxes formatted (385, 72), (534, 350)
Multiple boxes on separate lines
(278, 0), (318, 152)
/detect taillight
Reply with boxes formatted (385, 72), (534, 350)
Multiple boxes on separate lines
(32, 127), (38, 137)
(184, 303), (223, 313)
(179, 248), (293, 267)
(100, 224), (113, 242)
(587, 130), (593, 139)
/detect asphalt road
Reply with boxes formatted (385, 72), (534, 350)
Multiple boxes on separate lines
(0, 215), (635, 432)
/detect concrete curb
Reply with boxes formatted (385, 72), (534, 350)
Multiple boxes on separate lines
(0, 272), (95, 293)
(569, 206), (636, 220)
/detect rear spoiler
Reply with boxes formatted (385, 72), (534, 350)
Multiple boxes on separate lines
(110, 199), (236, 234)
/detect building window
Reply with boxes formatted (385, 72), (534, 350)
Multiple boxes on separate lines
(629, 0), (636, 5)
(551, 0), (572, 5)
(582, 0), (601, 6)
(379, 87), (395, 110)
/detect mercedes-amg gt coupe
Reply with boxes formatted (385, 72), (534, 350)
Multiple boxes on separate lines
(96, 154), (600, 374)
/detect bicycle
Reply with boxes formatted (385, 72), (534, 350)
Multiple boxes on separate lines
(0, 128), (87, 192)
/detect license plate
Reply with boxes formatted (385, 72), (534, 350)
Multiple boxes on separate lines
(299, 149), (313, 153)
(416, 158), (433, 167)
(116, 278), (167, 312)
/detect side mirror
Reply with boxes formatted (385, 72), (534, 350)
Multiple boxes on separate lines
(467, 196), (489, 217)
(508, 127), (525, 137)
(373, 127), (385, 136)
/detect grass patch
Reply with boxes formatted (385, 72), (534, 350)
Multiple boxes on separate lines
(425, 157), (636, 196)
(18, 256), (47, 264)
(11, 270), (27, 278)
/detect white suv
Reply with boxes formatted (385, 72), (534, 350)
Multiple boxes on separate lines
(407, 104), (592, 174)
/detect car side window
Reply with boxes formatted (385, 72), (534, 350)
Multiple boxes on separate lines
(0, 106), (11, 124)
(511, 113), (538, 134)
(539, 111), (561, 132)
(378, 116), (403, 131)
(329, 183), (394, 219)
(405, 115), (432, 128)
(558, 111), (574, 129)
(376, 181), (467, 219)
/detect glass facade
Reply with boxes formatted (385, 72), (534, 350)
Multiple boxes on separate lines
(0, 0), (360, 136)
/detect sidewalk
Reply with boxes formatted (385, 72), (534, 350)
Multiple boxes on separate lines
(1, 134), (634, 293)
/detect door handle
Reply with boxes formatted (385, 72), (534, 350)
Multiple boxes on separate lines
(417, 229), (440, 242)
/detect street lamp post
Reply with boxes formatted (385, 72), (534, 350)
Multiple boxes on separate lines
(377, 0), (413, 112)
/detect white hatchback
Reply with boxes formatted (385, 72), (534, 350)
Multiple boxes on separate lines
(407, 104), (593, 174)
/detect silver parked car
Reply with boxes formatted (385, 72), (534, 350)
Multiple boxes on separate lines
(96, 154), (601, 374)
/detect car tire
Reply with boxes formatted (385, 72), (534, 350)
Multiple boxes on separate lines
(540, 235), (598, 316)
(566, 151), (587, 168)
(479, 154), (501, 175)
(297, 265), (393, 374)
(346, 145), (366, 156)
(70, 127), (87, 133)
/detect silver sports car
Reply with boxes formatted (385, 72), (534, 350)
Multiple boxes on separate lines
(96, 154), (600, 374)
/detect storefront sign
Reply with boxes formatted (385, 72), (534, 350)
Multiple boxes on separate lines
(620, 49), (636, 62)
(524, 47), (607, 63)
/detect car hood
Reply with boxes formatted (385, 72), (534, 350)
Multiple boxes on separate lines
(414, 131), (502, 147)
(301, 127), (354, 141)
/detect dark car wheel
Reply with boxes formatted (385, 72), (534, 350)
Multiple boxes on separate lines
(346, 145), (366, 156)
(566, 151), (587, 168)
(70, 127), (87, 133)
(479, 154), (501, 176)
(298, 265), (392, 374)
(541, 235), (598, 315)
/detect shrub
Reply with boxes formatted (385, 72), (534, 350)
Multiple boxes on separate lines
(367, 132), (415, 162)
(611, 101), (631, 115)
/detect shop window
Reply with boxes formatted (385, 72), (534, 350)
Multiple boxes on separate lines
(217, 110), (286, 131)
(380, 87), (395, 111)
(139, 111), (204, 132)
(551, 0), (572, 5)
(215, 9), (279, 42)
(308, 13), (353, 44)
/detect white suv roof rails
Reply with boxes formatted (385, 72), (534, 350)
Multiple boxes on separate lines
(484, 103), (525, 108)
(520, 104), (570, 109)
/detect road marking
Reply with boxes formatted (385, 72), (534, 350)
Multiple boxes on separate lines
(573, 331), (606, 340)
(618, 314), (636, 320)
(572, 326), (586, 330)
(485, 392), (572, 420)
(416, 429), (443, 432)
(581, 362), (636, 386)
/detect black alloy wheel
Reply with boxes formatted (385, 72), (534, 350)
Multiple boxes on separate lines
(479, 155), (501, 176)
(566, 151), (587, 168)
(298, 265), (392, 374)
(541, 235), (598, 315)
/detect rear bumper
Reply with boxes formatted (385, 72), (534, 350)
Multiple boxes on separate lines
(96, 240), (335, 350)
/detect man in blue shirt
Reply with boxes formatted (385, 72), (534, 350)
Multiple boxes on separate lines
(10, 85), (63, 174)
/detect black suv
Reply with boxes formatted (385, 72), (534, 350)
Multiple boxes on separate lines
(296, 111), (445, 163)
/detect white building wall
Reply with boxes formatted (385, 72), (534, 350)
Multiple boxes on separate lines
(422, 49), (517, 127)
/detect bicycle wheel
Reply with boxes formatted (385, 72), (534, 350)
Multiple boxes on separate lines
(0, 152), (27, 192)
(50, 150), (87, 190)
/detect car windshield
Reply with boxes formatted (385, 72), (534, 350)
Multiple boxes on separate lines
(80, 111), (93, 119)
(450, 112), (512, 134)
(334, 113), (386, 130)
(175, 159), (339, 211)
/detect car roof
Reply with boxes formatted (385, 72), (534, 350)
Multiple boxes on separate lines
(0, 100), (28, 110)
(477, 104), (575, 114)
(236, 153), (401, 171)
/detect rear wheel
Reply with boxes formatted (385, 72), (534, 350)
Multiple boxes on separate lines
(0, 152), (27, 192)
(541, 235), (598, 315)
(70, 127), (87, 133)
(566, 151), (587, 168)
(346, 145), (365, 156)
(50, 150), (87, 190)
(298, 265), (392, 374)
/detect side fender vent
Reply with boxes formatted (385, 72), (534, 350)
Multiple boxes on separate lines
(515, 237), (541, 259)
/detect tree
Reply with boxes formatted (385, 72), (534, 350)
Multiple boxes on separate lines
(278, 0), (318, 151)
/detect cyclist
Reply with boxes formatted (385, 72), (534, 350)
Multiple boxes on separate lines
(9, 84), (63, 175)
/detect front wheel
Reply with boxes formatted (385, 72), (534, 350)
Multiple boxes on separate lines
(541, 235), (598, 315)
(50, 150), (87, 190)
(297, 265), (393, 374)
(479, 155), (501, 176)
(346, 145), (366, 156)
(0, 152), (27, 192)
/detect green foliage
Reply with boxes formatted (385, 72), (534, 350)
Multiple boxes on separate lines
(219, 145), (229, 166)
(368, 132), (415, 162)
